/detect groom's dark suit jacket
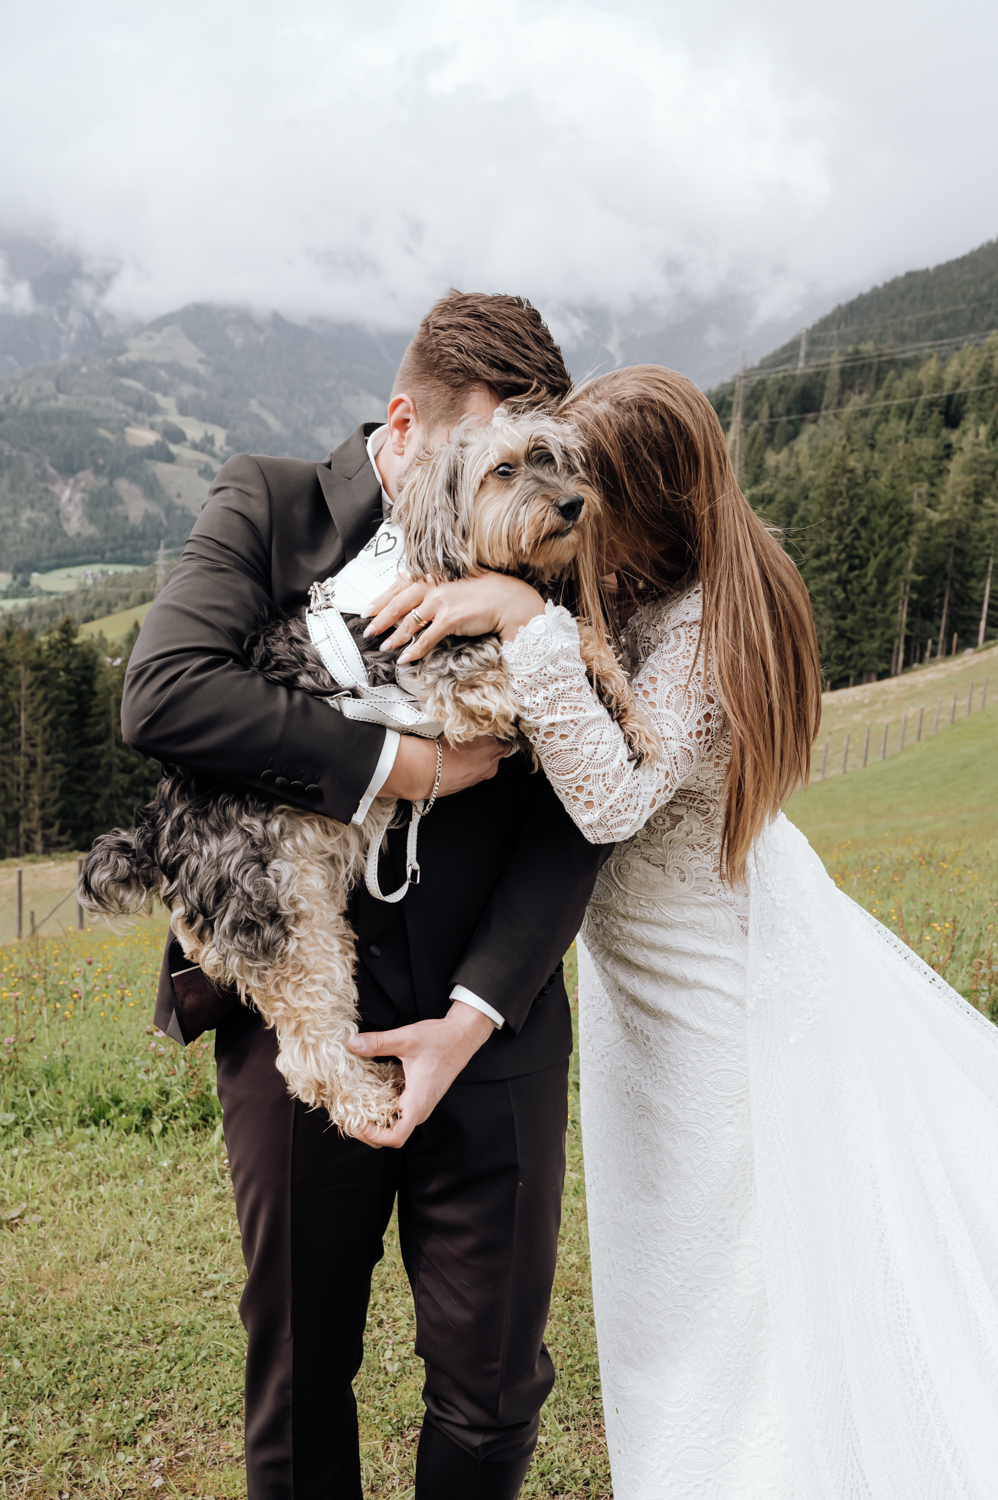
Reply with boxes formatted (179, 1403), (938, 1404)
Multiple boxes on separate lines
(122, 424), (612, 1081)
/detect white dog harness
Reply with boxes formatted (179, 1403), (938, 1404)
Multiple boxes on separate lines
(306, 522), (443, 905)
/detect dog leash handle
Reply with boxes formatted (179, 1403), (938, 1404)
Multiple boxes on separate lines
(363, 740), (443, 904)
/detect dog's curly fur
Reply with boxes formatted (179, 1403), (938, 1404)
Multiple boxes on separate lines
(80, 409), (658, 1137)
(396, 410), (660, 761)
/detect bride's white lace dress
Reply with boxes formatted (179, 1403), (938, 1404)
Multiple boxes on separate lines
(503, 585), (998, 1499)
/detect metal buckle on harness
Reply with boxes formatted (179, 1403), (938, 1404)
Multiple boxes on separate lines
(407, 863), (421, 886)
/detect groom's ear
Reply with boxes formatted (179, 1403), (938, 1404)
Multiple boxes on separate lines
(386, 393), (422, 457)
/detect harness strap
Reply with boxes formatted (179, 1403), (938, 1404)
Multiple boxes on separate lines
(363, 739), (443, 904)
(364, 802), (425, 904)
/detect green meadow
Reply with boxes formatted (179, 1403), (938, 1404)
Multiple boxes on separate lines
(786, 698), (998, 1016)
(2, 692), (996, 1499)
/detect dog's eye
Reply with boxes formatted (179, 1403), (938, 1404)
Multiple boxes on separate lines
(494, 463), (515, 478)
(531, 448), (557, 470)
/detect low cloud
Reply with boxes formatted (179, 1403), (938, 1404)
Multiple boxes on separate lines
(1, 0), (996, 349)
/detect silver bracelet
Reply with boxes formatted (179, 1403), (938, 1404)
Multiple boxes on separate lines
(422, 738), (444, 815)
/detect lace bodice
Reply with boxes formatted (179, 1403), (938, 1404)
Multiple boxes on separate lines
(503, 586), (742, 922)
(503, 585), (720, 842)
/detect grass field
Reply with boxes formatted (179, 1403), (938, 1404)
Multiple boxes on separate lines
(786, 696), (998, 1017)
(77, 605), (153, 646)
(3, 688), (997, 1500)
(809, 638), (998, 784)
(0, 927), (601, 1500)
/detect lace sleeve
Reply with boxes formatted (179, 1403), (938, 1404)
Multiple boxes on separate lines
(502, 592), (721, 844)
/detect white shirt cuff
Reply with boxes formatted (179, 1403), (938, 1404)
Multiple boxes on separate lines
(450, 984), (504, 1030)
(351, 730), (401, 825)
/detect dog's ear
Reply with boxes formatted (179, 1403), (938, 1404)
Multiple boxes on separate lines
(393, 435), (477, 581)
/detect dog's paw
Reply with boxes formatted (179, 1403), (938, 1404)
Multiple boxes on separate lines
(620, 706), (663, 767)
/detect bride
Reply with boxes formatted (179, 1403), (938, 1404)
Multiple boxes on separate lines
(366, 366), (998, 1499)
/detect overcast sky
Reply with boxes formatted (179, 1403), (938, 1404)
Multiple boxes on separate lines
(1, 0), (996, 348)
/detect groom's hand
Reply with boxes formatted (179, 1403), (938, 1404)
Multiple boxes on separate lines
(346, 1000), (496, 1148)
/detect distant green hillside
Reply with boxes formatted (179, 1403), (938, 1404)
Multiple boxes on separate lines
(710, 330), (998, 689)
(0, 306), (407, 574)
(757, 237), (998, 377)
(787, 697), (998, 849)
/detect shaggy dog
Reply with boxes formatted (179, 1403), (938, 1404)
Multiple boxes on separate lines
(79, 410), (657, 1136)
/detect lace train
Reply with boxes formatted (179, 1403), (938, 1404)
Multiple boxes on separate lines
(747, 814), (998, 1499)
(578, 815), (998, 1499)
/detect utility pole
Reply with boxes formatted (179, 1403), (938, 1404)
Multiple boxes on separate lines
(892, 539), (917, 675)
(938, 541), (955, 656)
(727, 352), (746, 486)
(979, 522), (996, 648)
(155, 538), (167, 596)
(796, 327), (807, 374)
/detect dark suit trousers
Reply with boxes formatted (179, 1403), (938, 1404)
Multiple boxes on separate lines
(215, 1004), (568, 1500)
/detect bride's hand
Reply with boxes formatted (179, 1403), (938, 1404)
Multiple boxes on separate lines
(363, 572), (545, 663)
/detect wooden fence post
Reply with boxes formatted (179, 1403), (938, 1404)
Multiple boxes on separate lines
(950, 690), (958, 725)
(16, 867), (22, 941)
(842, 732), (850, 774)
(76, 856), (84, 931)
(880, 722), (889, 760)
(967, 683), (974, 718)
(862, 726), (870, 767)
(983, 675), (990, 709)
(917, 705), (924, 742)
(900, 713), (907, 751)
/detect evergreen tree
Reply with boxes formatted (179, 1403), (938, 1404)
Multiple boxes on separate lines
(723, 332), (998, 686)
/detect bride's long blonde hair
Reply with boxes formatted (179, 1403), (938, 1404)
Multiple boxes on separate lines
(566, 365), (821, 885)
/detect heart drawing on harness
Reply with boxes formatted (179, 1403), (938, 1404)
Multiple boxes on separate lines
(374, 531), (398, 556)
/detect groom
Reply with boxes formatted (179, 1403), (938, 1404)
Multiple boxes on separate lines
(122, 291), (612, 1500)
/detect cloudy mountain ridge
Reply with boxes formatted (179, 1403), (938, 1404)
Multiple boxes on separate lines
(2, 233), (997, 580)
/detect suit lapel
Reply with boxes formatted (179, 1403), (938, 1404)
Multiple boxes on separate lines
(316, 423), (384, 563)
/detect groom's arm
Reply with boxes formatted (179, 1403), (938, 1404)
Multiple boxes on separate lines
(121, 453), (388, 823)
(449, 771), (614, 1032)
(348, 771), (612, 1147)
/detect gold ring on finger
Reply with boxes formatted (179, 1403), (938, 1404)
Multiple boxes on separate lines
(410, 608), (429, 629)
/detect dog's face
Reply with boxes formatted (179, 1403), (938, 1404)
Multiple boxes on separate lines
(393, 409), (601, 584)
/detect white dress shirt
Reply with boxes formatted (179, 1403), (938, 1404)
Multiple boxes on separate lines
(350, 426), (399, 824)
(350, 425), (503, 1031)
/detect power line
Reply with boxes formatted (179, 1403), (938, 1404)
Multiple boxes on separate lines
(783, 294), (998, 345)
(745, 378), (998, 429)
(733, 325), (998, 390)
(755, 328), (998, 381)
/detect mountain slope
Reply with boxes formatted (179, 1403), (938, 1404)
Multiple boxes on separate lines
(0, 305), (408, 574)
(0, 231), (126, 376)
(756, 237), (998, 377)
(708, 330), (998, 688)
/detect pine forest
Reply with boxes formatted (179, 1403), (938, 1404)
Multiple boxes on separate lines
(710, 332), (998, 688)
(0, 619), (158, 860)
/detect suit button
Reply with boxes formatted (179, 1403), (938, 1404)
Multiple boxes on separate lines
(260, 769), (275, 783)
(305, 784), (321, 799)
(368, 944), (382, 958)
(274, 776), (289, 790)
(290, 780), (305, 793)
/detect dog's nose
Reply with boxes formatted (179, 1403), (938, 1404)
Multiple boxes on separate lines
(557, 495), (585, 523)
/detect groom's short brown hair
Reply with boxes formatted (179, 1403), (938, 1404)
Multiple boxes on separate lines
(392, 290), (571, 433)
